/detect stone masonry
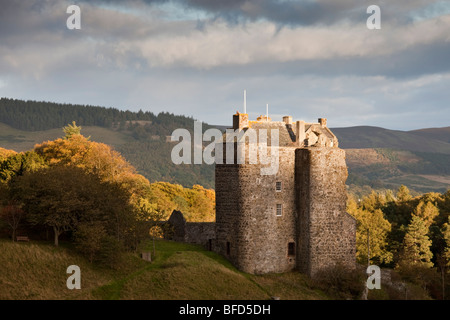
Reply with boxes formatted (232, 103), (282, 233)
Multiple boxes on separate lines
(214, 112), (356, 277)
(167, 112), (356, 278)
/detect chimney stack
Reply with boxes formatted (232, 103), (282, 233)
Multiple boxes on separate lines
(283, 116), (292, 125)
(295, 120), (305, 146)
(233, 112), (249, 130)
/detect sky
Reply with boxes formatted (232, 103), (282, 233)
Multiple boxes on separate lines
(1, 0), (450, 130)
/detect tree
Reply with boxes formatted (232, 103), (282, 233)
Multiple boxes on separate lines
(135, 198), (167, 256)
(0, 151), (46, 183)
(400, 215), (434, 268)
(360, 190), (386, 212)
(73, 221), (107, 263)
(396, 185), (412, 202)
(413, 200), (439, 229)
(443, 217), (450, 267)
(0, 202), (24, 241)
(63, 121), (82, 139)
(12, 166), (85, 245)
(11, 166), (134, 246)
(352, 208), (393, 265)
(0, 148), (17, 162)
(34, 134), (142, 191)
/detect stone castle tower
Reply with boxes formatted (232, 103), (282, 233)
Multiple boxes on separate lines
(214, 112), (356, 277)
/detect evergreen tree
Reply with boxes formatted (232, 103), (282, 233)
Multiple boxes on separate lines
(396, 185), (412, 202)
(401, 215), (434, 268)
(352, 208), (393, 265)
(443, 217), (450, 267)
(413, 200), (439, 229)
(63, 121), (82, 139)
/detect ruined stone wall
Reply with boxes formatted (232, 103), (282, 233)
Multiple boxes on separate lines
(185, 222), (215, 249)
(296, 147), (356, 277)
(166, 210), (216, 250)
(166, 210), (186, 242)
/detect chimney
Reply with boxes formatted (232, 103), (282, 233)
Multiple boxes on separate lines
(295, 120), (305, 146)
(318, 118), (327, 127)
(283, 116), (292, 125)
(233, 112), (249, 130)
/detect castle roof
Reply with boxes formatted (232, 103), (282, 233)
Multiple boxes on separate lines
(228, 113), (339, 148)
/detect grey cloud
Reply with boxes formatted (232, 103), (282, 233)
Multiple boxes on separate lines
(179, 0), (433, 26)
(182, 0), (355, 26)
(72, 0), (443, 27)
(191, 38), (450, 81)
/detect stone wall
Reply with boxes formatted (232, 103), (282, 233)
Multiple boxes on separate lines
(215, 163), (241, 267)
(185, 222), (215, 250)
(215, 146), (297, 274)
(166, 210), (186, 242)
(166, 210), (216, 250)
(296, 147), (356, 277)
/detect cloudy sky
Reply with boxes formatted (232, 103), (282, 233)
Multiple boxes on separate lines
(1, 0), (449, 130)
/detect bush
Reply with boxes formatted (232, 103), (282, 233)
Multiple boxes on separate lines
(97, 235), (125, 269)
(73, 222), (107, 263)
(74, 222), (125, 269)
(310, 264), (365, 299)
(395, 262), (441, 299)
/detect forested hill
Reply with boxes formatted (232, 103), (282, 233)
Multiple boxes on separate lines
(0, 97), (194, 133)
(0, 97), (216, 189)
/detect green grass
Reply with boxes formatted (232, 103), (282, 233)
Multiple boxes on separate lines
(0, 239), (328, 300)
(0, 239), (113, 299)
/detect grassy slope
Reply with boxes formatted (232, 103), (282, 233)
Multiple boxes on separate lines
(0, 240), (113, 299)
(0, 239), (327, 300)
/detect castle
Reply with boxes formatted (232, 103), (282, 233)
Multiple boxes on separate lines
(167, 112), (356, 278)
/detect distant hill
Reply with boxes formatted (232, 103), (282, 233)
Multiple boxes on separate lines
(0, 98), (449, 194)
(0, 97), (215, 189)
(408, 126), (450, 144)
(331, 126), (450, 154)
(330, 126), (450, 194)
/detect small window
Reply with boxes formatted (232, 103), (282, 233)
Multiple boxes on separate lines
(276, 204), (283, 216)
(275, 181), (282, 192)
(288, 242), (295, 256)
(226, 241), (231, 255)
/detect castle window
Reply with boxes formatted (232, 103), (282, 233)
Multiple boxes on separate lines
(276, 204), (283, 216)
(288, 242), (295, 256)
(226, 241), (231, 255)
(275, 181), (282, 192)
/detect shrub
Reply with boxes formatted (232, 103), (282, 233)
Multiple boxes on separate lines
(311, 264), (365, 299)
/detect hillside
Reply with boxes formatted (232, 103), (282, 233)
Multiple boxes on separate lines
(0, 122), (215, 189)
(408, 126), (450, 144)
(0, 239), (328, 300)
(1, 98), (449, 193)
(332, 126), (450, 154)
(331, 126), (450, 194)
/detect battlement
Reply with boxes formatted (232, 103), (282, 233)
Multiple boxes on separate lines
(231, 113), (338, 148)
